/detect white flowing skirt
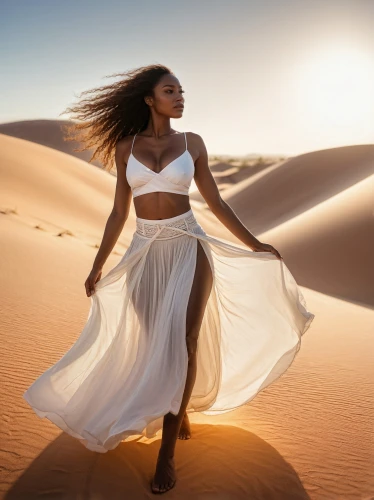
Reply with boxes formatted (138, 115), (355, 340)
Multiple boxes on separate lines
(23, 208), (315, 453)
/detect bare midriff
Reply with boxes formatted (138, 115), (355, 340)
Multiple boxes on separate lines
(133, 192), (192, 220)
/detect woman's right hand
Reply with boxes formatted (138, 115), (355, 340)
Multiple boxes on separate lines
(84, 267), (102, 297)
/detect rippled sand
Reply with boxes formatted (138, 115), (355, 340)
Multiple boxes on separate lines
(0, 133), (373, 499)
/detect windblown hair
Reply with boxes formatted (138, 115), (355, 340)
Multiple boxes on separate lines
(60, 63), (173, 172)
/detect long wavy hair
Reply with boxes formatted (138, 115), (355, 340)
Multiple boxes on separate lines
(60, 63), (173, 172)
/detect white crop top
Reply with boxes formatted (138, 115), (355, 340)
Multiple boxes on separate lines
(126, 132), (195, 198)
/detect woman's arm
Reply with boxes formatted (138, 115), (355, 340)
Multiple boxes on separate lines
(193, 133), (282, 259)
(91, 140), (132, 271)
(85, 141), (132, 297)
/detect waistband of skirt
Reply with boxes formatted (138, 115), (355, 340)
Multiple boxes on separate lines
(135, 208), (200, 239)
(135, 208), (194, 225)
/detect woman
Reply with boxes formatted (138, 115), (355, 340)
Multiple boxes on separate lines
(23, 64), (315, 495)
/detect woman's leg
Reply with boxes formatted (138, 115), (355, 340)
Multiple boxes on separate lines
(151, 240), (213, 493)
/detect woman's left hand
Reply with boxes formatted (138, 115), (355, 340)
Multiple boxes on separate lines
(252, 241), (283, 260)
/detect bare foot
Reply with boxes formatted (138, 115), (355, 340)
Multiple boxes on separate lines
(151, 450), (176, 494)
(178, 411), (191, 440)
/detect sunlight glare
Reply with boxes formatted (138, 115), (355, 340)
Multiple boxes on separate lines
(294, 46), (374, 126)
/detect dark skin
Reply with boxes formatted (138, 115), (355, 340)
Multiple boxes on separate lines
(84, 73), (282, 494)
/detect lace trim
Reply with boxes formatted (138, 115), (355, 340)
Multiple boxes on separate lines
(135, 213), (199, 239)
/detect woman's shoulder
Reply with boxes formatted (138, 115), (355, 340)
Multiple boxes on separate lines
(185, 131), (204, 144)
(115, 134), (136, 153)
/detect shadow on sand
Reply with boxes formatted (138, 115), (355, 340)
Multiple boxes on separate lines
(5, 423), (309, 499)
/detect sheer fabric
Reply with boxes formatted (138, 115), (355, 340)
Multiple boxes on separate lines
(23, 208), (315, 452)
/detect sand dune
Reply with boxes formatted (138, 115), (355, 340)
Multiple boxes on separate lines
(0, 133), (134, 251)
(217, 144), (374, 234)
(190, 159), (284, 203)
(0, 119), (104, 168)
(259, 174), (374, 307)
(1, 133), (373, 499)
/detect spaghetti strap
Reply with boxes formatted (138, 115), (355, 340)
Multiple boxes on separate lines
(184, 131), (187, 151)
(130, 133), (137, 154)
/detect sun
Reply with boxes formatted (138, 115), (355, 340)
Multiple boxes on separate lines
(293, 45), (374, 126)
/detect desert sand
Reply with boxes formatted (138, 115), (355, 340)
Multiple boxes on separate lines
(0, 119), (104, 168)
(0, 132), (373, 499)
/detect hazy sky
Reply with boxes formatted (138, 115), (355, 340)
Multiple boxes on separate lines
(1, 0), (373, 156)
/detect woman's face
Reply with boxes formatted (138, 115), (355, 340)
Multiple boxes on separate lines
(147, 74), (185, 118)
